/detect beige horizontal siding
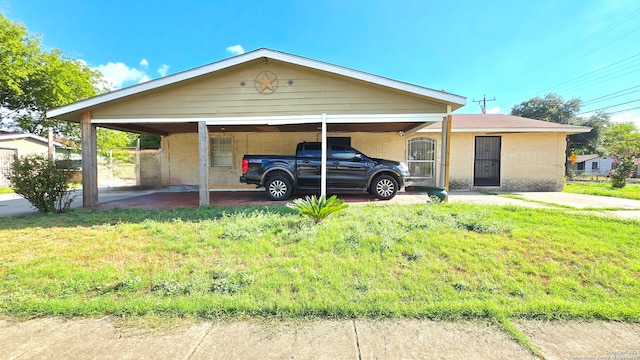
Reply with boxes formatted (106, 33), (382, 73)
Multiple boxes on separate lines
(93, 62), (446, 120)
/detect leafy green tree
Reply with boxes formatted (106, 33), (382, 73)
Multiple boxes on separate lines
(511, 93), (581, 125)
(0, 14), (102, 140)
(511, 93), (611, 155)
(97, 128), (137, 162)
(602, 122), (640, 188)
(139, 134), (162, 149)
(569, 111), (610, 155)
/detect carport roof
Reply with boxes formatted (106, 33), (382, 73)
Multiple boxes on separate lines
(47, 48), (466, 122)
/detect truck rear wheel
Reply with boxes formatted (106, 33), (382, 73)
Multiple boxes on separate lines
(372, 174), (398, 200)
(265, 175), (292, 201)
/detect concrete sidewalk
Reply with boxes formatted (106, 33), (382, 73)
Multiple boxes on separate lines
(2, 317), (640, 359)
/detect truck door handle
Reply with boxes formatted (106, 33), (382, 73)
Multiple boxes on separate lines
(333, 161), (340, 165)
(303, 160), (310, 164)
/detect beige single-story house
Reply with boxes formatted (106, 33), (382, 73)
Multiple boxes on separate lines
(47, 48), (589, 207)
(0, 130), (64, 187)
(0, 130), (63, 157)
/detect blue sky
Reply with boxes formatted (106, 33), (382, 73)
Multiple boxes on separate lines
(3, 0), (640, 126)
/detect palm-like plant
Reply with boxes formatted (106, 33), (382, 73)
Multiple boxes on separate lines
(287, 194), (348, 224)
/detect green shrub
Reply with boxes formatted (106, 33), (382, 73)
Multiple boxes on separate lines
(287, 194), (348, 224)
(7, 154), (76, 213)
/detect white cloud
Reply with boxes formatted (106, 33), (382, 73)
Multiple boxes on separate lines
(157, 64), (169, 77)
(95, 62), (146, 89)
(226, 45), (245, 56)
(486, 106), (501, 114)
(92, 60), (171, 89)
(138, 74), (151, 84)
(610, 108), (640, 129)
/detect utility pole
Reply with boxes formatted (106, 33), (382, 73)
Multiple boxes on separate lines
(473, 95), (496, 114)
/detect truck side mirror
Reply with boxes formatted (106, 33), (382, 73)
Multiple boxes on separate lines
(353, 153), (362, 162)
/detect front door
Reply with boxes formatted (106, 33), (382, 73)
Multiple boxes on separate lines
(407, 137), (436, 186)
(474, 136), (501, 186)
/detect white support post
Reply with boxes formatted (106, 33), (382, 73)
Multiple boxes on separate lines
(198, 121), (210, 206)
(321, 113), (327, 197)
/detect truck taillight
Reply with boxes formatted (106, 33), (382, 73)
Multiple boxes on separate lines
(242, 159), (248, 174)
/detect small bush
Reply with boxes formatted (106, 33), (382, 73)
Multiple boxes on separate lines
(287, 194), (348, 224)
(7, 154), (76, 213)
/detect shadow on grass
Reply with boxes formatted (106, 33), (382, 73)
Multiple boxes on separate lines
(0, 205), (298, 230)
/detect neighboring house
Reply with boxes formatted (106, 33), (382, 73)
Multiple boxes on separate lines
(46, 49), (589, 207)
(567, 155), (614, 177)
(568, 155), (640, 178)
(0, 130), (64, 187)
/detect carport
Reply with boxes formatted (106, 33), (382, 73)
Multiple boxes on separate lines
(47, 49), (466, 208)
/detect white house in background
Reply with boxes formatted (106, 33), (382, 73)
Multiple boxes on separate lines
(568, 154), (614, 177)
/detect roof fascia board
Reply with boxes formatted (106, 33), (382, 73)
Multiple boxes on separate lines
(265, 51), (466, 105)
(92, 113), (445, 126)
(48, 49), (465, 119)
(0, 133), (63, 146)
(419, 127), (592, 133)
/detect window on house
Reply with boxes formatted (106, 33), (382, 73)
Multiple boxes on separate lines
(577, 162), (585, 171)
(210, 137), (233, 167)
(592, 162), (599, 170)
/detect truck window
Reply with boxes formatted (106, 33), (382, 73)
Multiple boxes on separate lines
(331, 145), (357, 160)
(302, 143), (321, 158)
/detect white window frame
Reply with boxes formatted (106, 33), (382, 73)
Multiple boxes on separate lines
(210, 136), (233, 167)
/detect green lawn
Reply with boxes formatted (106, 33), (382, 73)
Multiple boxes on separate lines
(564, 182), (640, 200)
(0, 204), (638, 323)
(0, 187), (14, 194)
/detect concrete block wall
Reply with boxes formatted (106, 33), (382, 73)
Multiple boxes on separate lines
(160, 130), (567, 192)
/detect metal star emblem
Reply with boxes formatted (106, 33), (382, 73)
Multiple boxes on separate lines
(255, 71), (278, 94)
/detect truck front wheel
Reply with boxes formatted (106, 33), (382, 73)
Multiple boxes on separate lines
(265, 175), (292, 201)
(371, 175), (398, 200)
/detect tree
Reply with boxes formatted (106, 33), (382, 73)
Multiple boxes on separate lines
(0, 14), (102, 141)
(602, 122), (640, 188)
(511, 93), (611, 155)
(568, 111), (610, 155)
(139, 134), (161, 149)
(7, 154), (76, 213)
(511, 93), (581, 125)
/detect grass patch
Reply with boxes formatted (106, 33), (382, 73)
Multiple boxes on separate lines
(565, 182), (640, 200)
(0, 203), (638, 323)
(0, 187), (14, 194)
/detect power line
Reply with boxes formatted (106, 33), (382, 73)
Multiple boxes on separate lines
(607, 106), (640, 115)
(578, 98), (640, 114)
(558, 63), (640, 95)
(495, 5), (640, 110)
(535, 52), (640, 95)
(583, 85), (640, 105)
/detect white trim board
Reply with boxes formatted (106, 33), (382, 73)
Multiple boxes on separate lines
(91, 113), (448, 126)
(419, 127), (592, 133)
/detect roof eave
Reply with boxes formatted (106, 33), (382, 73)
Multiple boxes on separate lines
(47, 48), (466, 119)
(420, 127), (592, 133)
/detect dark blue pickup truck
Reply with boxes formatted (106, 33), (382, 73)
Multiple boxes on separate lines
(240, 142), (412, 200)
